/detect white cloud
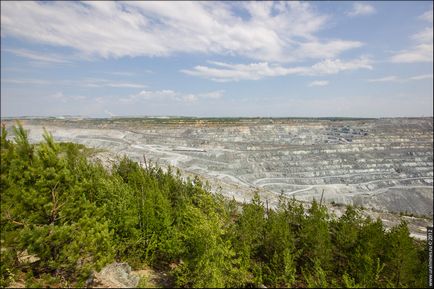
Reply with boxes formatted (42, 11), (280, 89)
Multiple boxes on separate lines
(198, 90), (225, 99)
(367, 76), (399, 83)
(51, 91), (65, 100)
(83, 79), (147, 88)
(2, 78), (51, 85)
(390, 43), (433, 63)
(1, 77), (146, 89)
(293, 40), (363, 60)
(182, 57), (373, 82)
(0, 1), (363, 63)
(120, 89), (224, 103)
(390, 7), (433, 63)
(106, 83), (146, 88)
(2, 48), (71, 63)
(104, 110), (116, 117)
(307, 57), (372, 75)
(135, 90), (177, 101)
(419, 7), (433, 22)
(347, 3), (376, 17)
(390, 45), (433, 63)
(182, 62), (290, 82)
(413, 27), (433, 43)
(104, 70), (153, 76)
(367, 74), (433, 82)
(182, 94), (198, 103)
(105, 71), (136, 77)
(409, 73), (433, 80)
(50, 91), (86, 102)
(309, 80), (329, 87)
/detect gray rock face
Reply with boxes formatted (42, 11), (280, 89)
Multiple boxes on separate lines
(5, 117), (433, 218)
(93, 262), (139, 288)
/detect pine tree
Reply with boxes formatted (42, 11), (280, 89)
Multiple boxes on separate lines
(384, 221), (421, 287)
(299, 199), (332, 272)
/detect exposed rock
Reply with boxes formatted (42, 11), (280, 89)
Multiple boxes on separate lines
(7, 280), (25, 288)
(17, 249), (40, 264)
(88, 151), (117, 171)
(92, 262), (139, 288)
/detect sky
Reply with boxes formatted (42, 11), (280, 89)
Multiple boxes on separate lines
(1, 1), (433, 118)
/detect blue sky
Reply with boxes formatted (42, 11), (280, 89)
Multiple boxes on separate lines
(1, 1), (433, 118)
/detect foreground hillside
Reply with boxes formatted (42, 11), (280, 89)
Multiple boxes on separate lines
(0, 124), (428, 288)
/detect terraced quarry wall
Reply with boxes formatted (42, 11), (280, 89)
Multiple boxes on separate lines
(4, 117), (433, 218)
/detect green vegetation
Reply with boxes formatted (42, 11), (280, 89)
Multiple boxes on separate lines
(0, 124), (427, 288)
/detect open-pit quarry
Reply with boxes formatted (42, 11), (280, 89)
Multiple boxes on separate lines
(3, 117), (433, 239)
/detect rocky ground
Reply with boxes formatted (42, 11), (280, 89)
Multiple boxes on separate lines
(90, 262), (170, 288)
(7, 261), (169, 288)
(3, 117), (433, 239)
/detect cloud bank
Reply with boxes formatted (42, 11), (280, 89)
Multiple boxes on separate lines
(1, 1), (363, 63)
(390, 7), (433, 63)
(182, 57), (372, 82)
(347, 3), (376, 17)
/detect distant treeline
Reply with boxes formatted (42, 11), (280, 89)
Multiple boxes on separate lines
(2, 116), (379, 126)
(0, 124), (428, 288)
